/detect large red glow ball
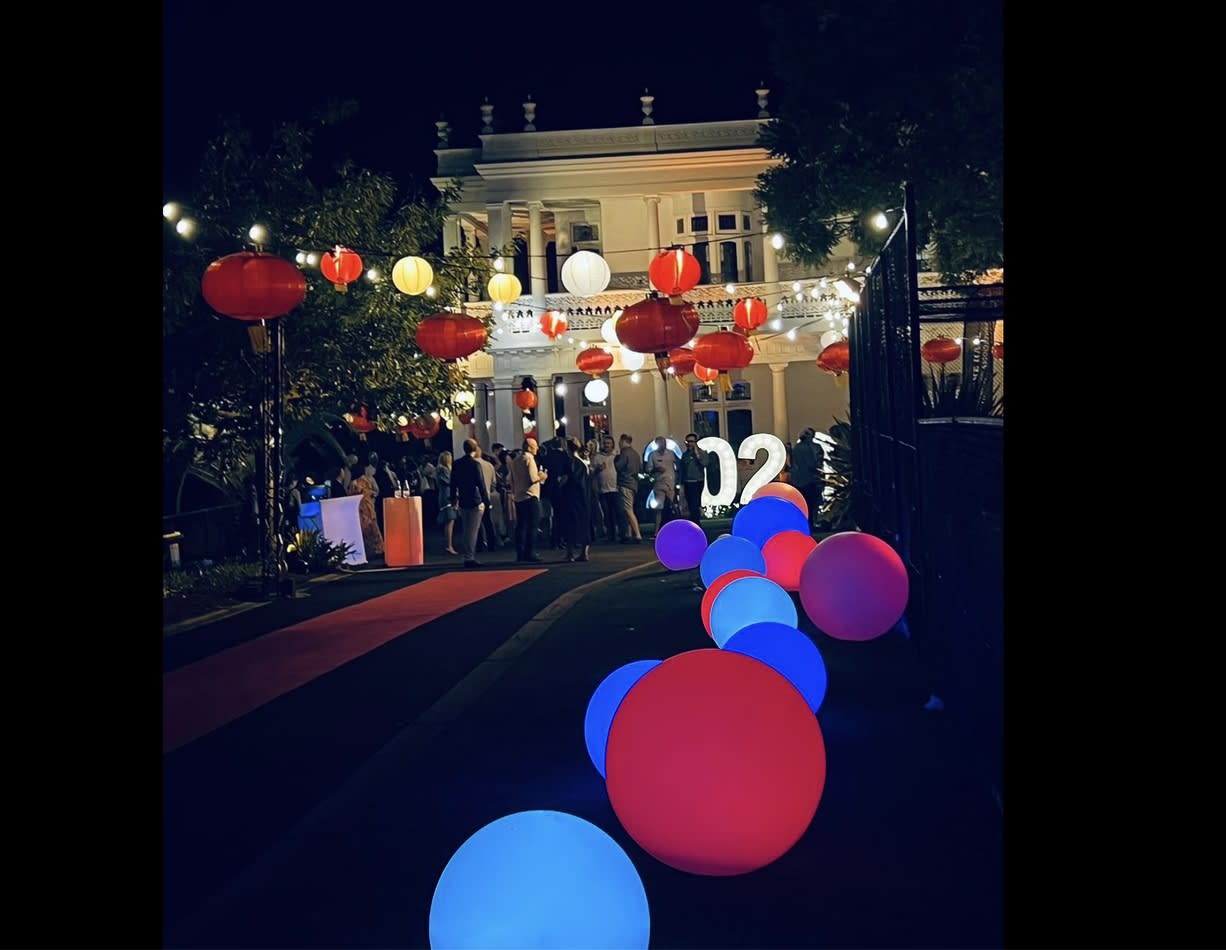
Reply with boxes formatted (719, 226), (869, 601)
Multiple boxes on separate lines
(709, 575), (797, 648)
(761, 530), (819, 592)
(753, 481), (809, 518)
(798, 531), (909, 641)
(700, 569), (761, 639)
(654, 519), (708, 571)
(698, 534), (766, 586)
(724, 622), (828, 714)
(605, 649), (826, 876)
(731, 496), (811, 549)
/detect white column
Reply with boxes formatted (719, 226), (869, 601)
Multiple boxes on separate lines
(644, 195), (661, 270)
(534, 376), (555, 444)
(528, 201), (547, 305)
(486, 203), (507, 259)
(651, 370), (671, 440)
(443, 215), (461, 256)
(473, 382), (491, 452)
(761, 212), (779, 284)
(494, 375), (517, 451)
(770, 362), (789, 442)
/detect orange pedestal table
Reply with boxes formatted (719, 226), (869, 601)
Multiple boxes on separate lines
(383, 496), (424, 567)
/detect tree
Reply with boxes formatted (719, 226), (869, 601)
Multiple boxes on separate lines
(754, 0), (1003, 281)
(163, 106), (492, 513)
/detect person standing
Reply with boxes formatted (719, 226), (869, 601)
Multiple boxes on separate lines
(348, 462), (384, 557)
(647, 436), (679, 533)
(450, 439), (491, 568)
(614, 433), (643, 543)
(591, 435), (622, 541)
(679, 433), (708, 522)
(419, 454), (438, 525)
(790, 427), (826, 532)
(509, 437), (548, 562)
(435, 451), (458, 555)
(562, 438), (592, 562)
(475, 446), (501, 552)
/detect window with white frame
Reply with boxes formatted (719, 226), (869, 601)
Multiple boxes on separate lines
(690, 377), (755, 446)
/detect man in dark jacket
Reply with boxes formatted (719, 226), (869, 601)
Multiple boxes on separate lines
(451, 438), (491, 567)
(789, 427), (826, 532)
(613, 433), (643, 542)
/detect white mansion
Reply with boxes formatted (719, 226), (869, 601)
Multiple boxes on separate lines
(431, 89), (860, 457)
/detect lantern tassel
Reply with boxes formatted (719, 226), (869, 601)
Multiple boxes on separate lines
(834, 373), (849, 389)
(719, 372), (733, 394)
(333, 282), (347, 293)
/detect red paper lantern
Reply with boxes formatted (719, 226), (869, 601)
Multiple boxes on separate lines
(320, 246), (363, 293)
(692, 330), (753, 371)
(539, 310), (569, 341)
(732, 297), (768, 333)
(514, 389), (538, 411)
(416, 312), (487, 362)
(668, 346), (696, 379)
(615, 297), (701, 377)
(693, 330), (754, 392)
(201, 251), (307, 322)
(921, 337), (962, 364)
(458, 410), (474, 425)
(992, 341), (1004, 360)
(816, 339), (850, 375)
(576, 347), (614, 376)
(648, 248), (702, 300)
(693, 363), (719, 384)
(408, 415), (441, 440)
(345, 405), (375, 434)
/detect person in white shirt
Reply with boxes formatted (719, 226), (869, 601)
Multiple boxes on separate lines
(647, 436), (679, 532)
(509, 438), (549, 562)
(591, 435), (624, 542)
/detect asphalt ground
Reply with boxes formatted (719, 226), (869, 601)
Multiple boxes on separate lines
(163, 532), (1002, 948)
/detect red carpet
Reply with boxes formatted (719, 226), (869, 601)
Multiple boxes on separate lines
(164, 570), (546, 754)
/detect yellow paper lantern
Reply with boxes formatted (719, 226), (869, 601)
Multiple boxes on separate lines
(392, 256), (434, 296)
(487, 272), (523, 304)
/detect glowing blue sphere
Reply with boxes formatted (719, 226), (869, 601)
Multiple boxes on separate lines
(699, 534), (766, 587)
(725, 622), (828, 713)
(709, 575), (797, 648)
(585, 660), (662, 777)
(655, 519), (708, 570)
(731, 496), (811, 549)
(429, 810), (650, 949)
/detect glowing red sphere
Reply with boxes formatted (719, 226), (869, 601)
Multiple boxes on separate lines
(921, 337), (962, 364)
(605, 649), (826, 876)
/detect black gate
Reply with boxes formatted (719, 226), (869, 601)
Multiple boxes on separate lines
(849, 184), (1004, 804)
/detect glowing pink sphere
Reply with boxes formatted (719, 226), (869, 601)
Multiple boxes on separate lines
(798, 531), (909, 641)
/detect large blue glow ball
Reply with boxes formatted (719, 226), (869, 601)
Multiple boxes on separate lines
(732, 496), (812, 549)
(709, 575), (797, 648)
(585, 660), (663, 778)
(725, 622), (828, 714)
(699, 534), (767, 587)
(654, 519), (708, 570)
(429, 810), (650, 949)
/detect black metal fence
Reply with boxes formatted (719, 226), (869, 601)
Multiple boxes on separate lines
(849, 185), (1003, 803)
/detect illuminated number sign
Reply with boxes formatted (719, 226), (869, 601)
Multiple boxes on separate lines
(692, 434), (788, 507)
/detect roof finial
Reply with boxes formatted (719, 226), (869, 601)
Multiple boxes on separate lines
(640, 87), (655, 125)
(522, 94), (536, 132)
(480, 97), (494, 134)
(755, 82), (771, 118)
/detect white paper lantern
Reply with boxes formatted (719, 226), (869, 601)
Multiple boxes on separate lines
(562, 251), (612, 297)
(820, 330), (844, 349)
(584, 378), (610, 403)
(601, 317), (620, 347)
(455, 390), (476, 410)
(619, 348), (645, 371)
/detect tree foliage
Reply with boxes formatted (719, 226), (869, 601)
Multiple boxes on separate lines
(163, 107), (492, 510)
(754, 0), (1003, 281)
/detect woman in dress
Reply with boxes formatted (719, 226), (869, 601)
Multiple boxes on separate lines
(347, 463), (384, 557)
(435, 451), (458, 555)
(562, 438), (592, 562)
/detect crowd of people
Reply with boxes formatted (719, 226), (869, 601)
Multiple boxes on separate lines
(284, 427), (830, 569)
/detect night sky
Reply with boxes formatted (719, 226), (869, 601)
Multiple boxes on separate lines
(163, 0), (775, 199)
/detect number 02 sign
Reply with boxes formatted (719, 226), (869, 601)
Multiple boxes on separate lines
(698, 433), (788, 507)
